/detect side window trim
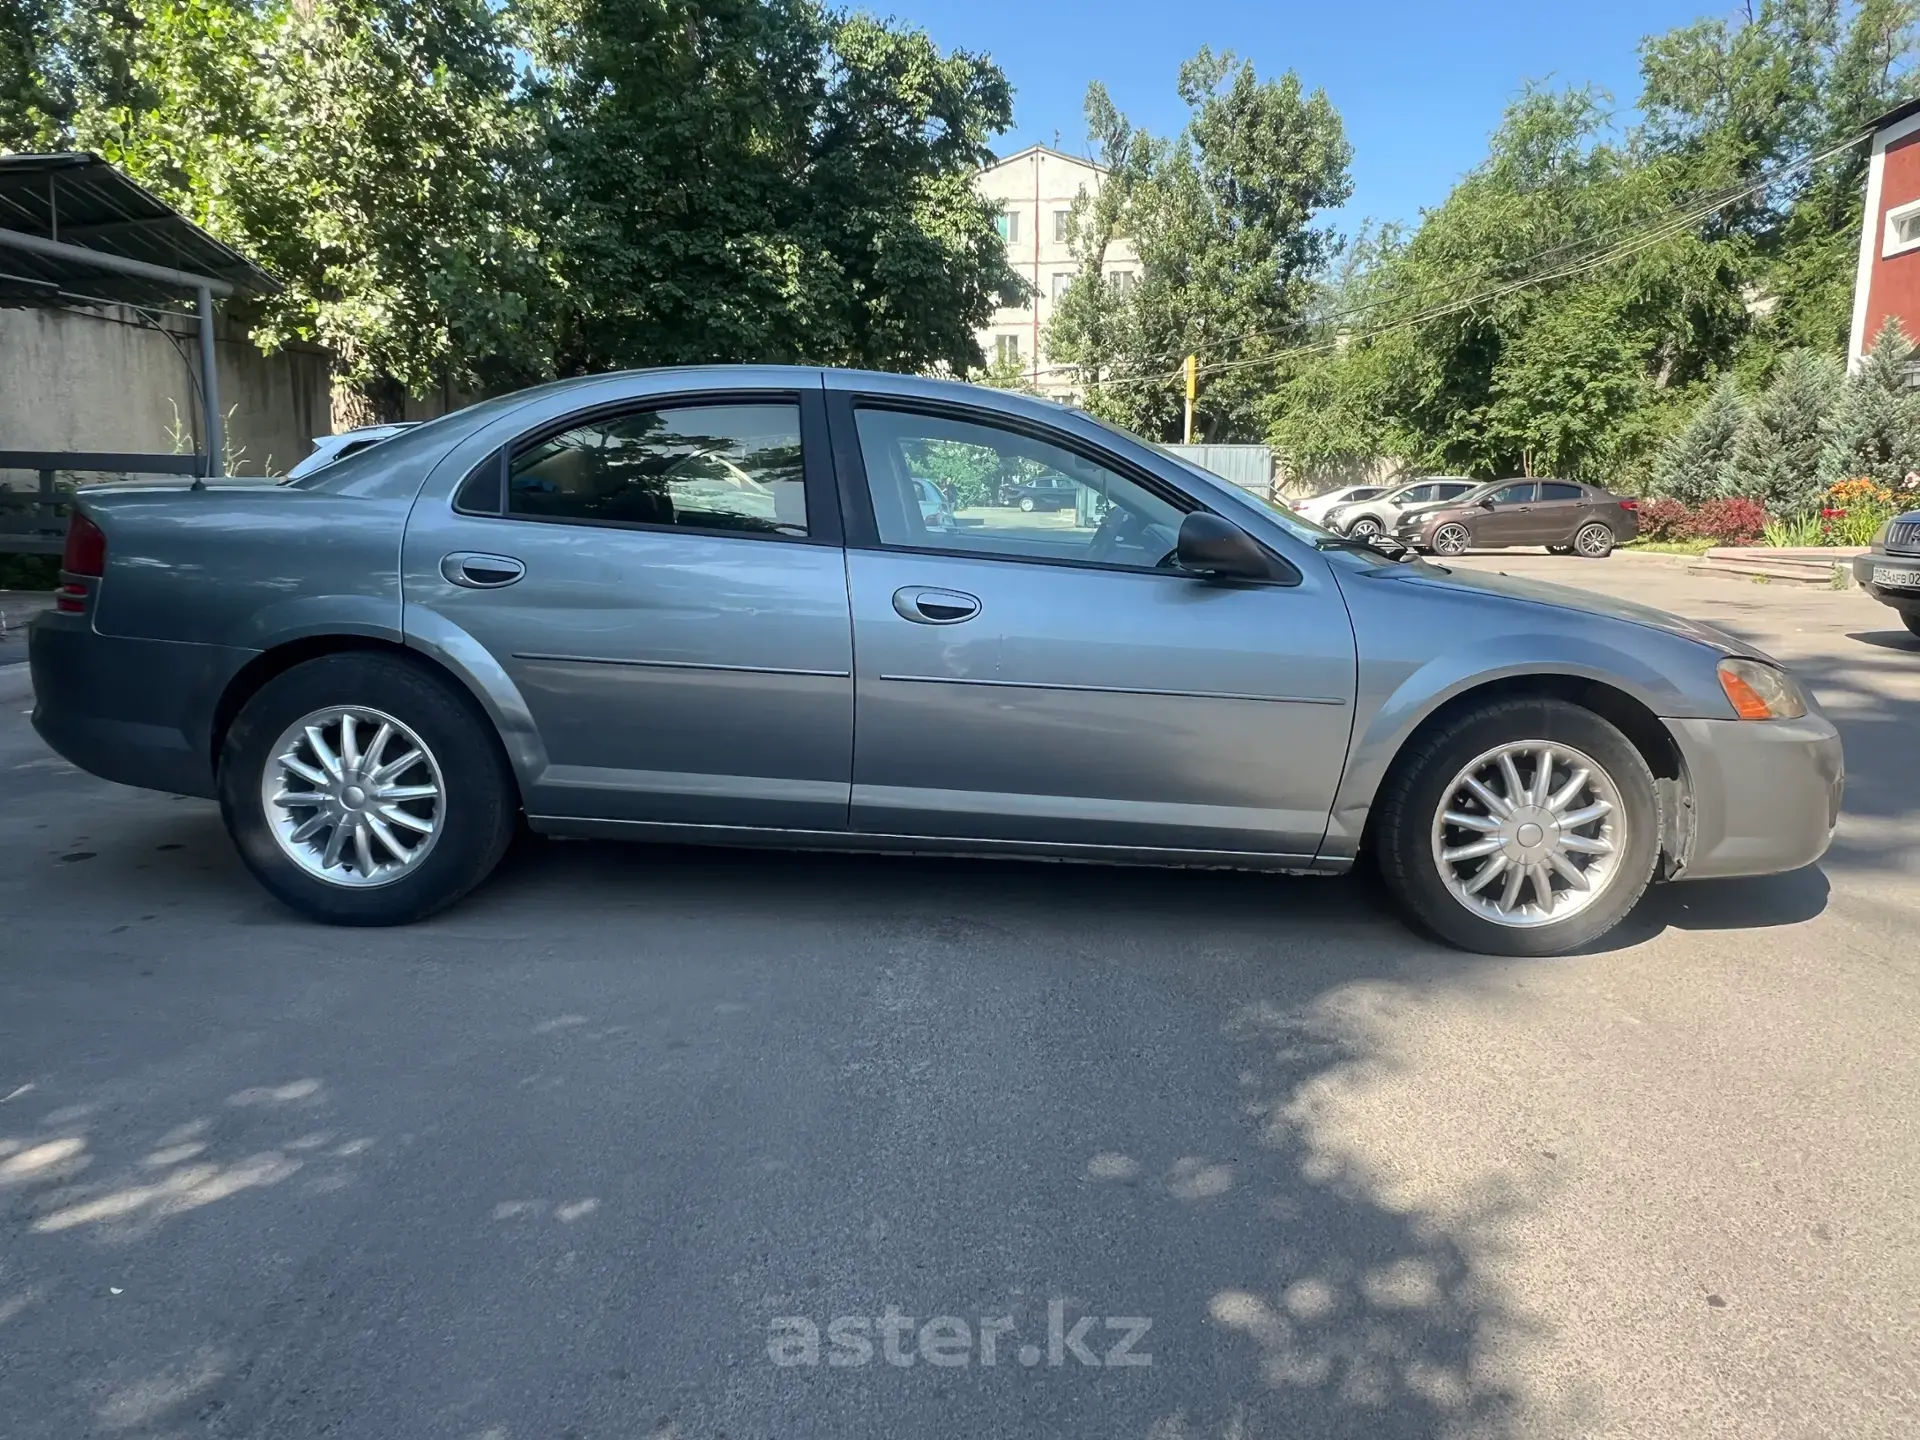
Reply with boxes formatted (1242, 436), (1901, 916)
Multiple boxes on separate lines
(452, 387), (841, 547)
(822, 391), (1300, 586)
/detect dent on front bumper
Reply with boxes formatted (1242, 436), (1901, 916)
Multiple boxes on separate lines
(1664, 712), (1843, 880)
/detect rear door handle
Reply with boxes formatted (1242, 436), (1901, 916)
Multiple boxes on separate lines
(442, 552), (525, 588)
(892, 586), (980, 625)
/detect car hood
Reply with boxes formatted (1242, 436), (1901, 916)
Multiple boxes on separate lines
(1383, 560), (1775, 661)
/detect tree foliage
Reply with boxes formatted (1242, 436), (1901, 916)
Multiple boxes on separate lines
(1045, 49), (1352, 442)
(1725, 347), (1843, 516)
(1651, 374), (1748, 503)
(7, 0), (1018, 416)
(1253, 1), (1920, 486)
(1819, 315), (1920, 488)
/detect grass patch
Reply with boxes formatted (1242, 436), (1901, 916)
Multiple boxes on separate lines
(1623, 538), (1716, 555)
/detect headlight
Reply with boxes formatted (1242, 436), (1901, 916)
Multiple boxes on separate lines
(1717, 657), (1807, 721)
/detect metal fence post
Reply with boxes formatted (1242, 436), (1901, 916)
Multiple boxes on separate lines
(197, 286), (224, 477)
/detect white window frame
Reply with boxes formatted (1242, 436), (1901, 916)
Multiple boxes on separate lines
(1884, 197), (1920, 258)
(1053, 209), (1071, 242)
(1050, 271), (1073, 302)
(995, 334), (1021, 365)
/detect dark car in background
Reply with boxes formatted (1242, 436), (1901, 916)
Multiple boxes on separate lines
(1326, 477), (1477, 539)
(1852, 511), (1920, 635)
(1003, 475), (1079, 512)
(1394, 479), (1639, 557)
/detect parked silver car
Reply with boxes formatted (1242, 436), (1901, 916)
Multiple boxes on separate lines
(30, 368), (1842, 955)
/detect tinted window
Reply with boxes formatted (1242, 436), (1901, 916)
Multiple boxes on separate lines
(1538, 482), (1583, 501)
(1436, 482), (1475, 500)
(507, 403), (806, 537)
(853, 407), (1187, 571)
(1349, 487), (1386, 501)
(1487, 482), (1536, 505)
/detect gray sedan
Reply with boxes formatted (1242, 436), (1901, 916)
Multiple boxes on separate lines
(29, 368), (1842, 955)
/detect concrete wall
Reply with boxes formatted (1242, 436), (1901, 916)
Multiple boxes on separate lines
(0, 303), (332, 477)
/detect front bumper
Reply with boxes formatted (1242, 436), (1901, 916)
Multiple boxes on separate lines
(1664, 712), (1843, 880)
(1851, 551), (1920, 610)
(29, 612), (251, 799)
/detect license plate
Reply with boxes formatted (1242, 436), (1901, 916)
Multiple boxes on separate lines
(1876, 565), (1920, 588)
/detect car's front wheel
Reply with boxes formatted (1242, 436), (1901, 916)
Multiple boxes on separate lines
(1019, 497), (1036, 513)
(1347, 515), (1383, 539)
(1902, 610), (1920, 638)
(218, 652), (518, 925)
(1430, 523), (1471, 556)
(1372, 698), (1661, 956)
(1574, 522), (1615, 558)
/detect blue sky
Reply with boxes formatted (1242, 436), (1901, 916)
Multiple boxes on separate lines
(871, 0), (1714, 232)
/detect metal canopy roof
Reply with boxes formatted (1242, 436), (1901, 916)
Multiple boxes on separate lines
(0, 152), (279, 308)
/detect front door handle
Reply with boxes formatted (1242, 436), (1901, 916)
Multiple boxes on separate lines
(442, 552), (525, 588)
(892, 586), (980, 625)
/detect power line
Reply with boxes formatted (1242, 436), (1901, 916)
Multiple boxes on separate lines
(1033, 127), (1870, 396)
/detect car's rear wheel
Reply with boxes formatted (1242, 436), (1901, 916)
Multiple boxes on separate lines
(1372, 698), (1660, 956)
(1574, 522), (1615, 558)
(1019, 497), (1036, 513)
(1347, 515), (1383, 539)
(218, 653), (517, 925)
(1431, 523), (1471, 556)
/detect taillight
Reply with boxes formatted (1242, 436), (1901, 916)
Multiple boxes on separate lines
(56, 513), (106, 613)
(1616, 499), (1639, 511)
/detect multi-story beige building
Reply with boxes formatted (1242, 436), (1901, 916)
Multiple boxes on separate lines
(974, 144), (1139, 399)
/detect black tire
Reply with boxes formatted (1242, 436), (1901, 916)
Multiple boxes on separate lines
(1574, 521), (1615, 558)
(1371, 698), (1661, 956)
(218, 652), (518, 925)
(1348, 516), (1383, 539)
(1431, 522), (1471, 557)
(1903, 610), (1920, 638)
(1019, 496), (1036, 513)
(1546, 544), (1574, 556)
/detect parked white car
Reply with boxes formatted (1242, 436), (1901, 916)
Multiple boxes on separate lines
(285, 423), (417, 481)
(1326, 477), (1478, 538)
(1291, 483), (1391, 527)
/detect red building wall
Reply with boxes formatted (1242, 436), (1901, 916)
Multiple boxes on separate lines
(1863, 131), (1920, 351)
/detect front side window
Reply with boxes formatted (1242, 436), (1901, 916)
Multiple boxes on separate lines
(1487, 482), (1536, 505)
(1399, 484), (1435, 503)
(853, 406), (1187, 572)
(506, 402), (807, 537)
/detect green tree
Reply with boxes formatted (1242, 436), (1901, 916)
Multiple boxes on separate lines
(1652, 374), (1748, 503)
(1046, 48), (1352, 441)
(528, 0), (1018, 378)
(1725, 348), (1842, 516)
(1819, 315), (1920, 488)
(0, 0), (71, 148)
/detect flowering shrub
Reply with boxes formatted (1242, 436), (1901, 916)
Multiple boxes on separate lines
(1637, 497), (1697, 542)
(1822, 477), (1900, 546)
(1691, 497), (1769, 545)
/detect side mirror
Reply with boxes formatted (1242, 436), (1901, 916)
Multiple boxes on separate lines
(1478, 497), (1497, 509)
(1175, 512), (1281, 581)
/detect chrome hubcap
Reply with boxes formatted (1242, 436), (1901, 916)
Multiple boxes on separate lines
(1577, 525), (1609, 555)
(1434, 524), (1468, 554)
(260, 706), (444, 888)
(1431, 740), (1624, 928)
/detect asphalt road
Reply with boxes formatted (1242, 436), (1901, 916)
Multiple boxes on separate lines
(1, 557), (1916, 1439)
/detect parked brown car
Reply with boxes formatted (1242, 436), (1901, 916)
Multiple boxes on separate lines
(1392, 479), (1640, 557)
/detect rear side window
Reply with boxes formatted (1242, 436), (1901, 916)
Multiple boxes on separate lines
(506, 402), (808, 537)
(1538, 482), (1582, 501)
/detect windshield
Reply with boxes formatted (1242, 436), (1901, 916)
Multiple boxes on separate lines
(1072, 409), (1352, 545)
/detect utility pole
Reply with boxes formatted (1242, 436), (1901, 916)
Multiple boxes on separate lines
(1183, 354), (1197, 444)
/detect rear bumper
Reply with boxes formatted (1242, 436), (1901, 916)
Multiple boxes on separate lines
(29, 612), (251, 799)
(1851, 552), (1920, 610)
(1664, 712), (1843, 880)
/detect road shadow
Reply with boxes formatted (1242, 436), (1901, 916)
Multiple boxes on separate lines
(1845, 628), (1920, 653)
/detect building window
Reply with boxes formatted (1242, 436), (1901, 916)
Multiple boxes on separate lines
(1885, 197), (1920, 257)
(1109, 269), (1137, 295)
(1051, 272), (1074, 302)
(1053, 209), (1071, 242)
(995, 334), (1021, 365)
(994, 209), (1021, 243)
